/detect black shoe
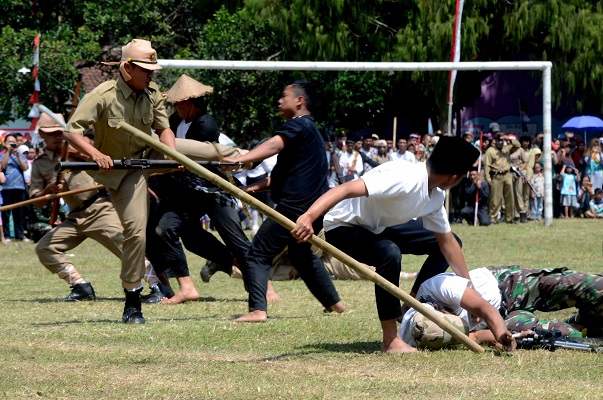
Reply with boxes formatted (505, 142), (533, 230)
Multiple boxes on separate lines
(60, 282), (96, 302)
(122, 288), (145, 324)
(145, 283), (173, 304)
(520, 213), (528, 223)
(200, 260), (232, 283)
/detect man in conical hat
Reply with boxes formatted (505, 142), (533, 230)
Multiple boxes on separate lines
(64, 40), (245, 324)
(146, 74), (280, 304)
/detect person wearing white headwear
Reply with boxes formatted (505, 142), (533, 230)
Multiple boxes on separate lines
(63, 39), (247, 324)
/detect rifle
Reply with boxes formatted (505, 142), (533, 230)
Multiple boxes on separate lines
(511, 165), (536, 193)
(513, 329), (603, 352)
(55, 159), (244, 173)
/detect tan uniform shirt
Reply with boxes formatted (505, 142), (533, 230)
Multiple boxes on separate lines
(484, 139), (521, 184)
(29, 149), (101, 211)
(66, 75), (170, 189)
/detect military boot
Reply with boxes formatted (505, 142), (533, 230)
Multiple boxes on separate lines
(61, 282), (96, 302)
(520, 213), (528, 223)
(122, 287), (145, 324)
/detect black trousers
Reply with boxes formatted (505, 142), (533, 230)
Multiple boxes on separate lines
(246, 206), (340, 312)
(460, 205), (491, 226)
(146, 195), (250, 278)
(326, 219), (462, 321)
(2, 189), (27, 240)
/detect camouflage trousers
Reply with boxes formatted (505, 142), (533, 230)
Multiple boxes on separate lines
(488, 265), (603, 334)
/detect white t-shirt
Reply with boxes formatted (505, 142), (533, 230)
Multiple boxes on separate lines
(176, 120), (192, 139)
(323, 160), (450, 234)
(390, 150), (417, 163)
(247, 154), (278, 179)
(399, 267), (502, 347)
(339, 150), (363, 177)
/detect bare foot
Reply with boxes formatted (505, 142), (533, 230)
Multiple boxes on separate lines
(324, 301), (345, 314)
(233, 310), (267, 322)
(160, 288), (200, 304)
(266, 282), (281, 304)
(381, 336), (417, 354)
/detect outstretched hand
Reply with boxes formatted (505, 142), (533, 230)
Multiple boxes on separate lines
(291, 213), (315, 242)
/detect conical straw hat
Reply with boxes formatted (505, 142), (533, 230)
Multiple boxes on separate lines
(164, 74), (214, 103)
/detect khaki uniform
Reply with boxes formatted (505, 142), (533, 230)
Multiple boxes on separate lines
(484, 140), (520, 222)
(67, 75), (240, 286)
(29, 149), (123, 276)
(510, 148), (536, 215)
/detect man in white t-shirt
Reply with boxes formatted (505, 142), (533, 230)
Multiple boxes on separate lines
(339, 139), (363, 180)
(292, 136), (480, 354)
(390, 137), (417, 163)
(399, 267), (515, 351)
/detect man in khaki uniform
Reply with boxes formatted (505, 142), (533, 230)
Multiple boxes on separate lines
(484, 133), (520, 223)
(510, 135), (536, 222)
(63, 39), (242, 324)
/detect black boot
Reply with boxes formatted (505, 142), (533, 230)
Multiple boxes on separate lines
(520, 213), (528, 223)
(60, 282), (96, 302)
(122, 287), (145, 324)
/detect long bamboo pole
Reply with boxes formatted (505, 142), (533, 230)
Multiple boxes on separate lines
(0, 185), (104, 212)
(118, 121), (484, 353)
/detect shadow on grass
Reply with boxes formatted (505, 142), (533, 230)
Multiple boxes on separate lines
(297, 341), (379, 354)
(7, 296), (247, 304)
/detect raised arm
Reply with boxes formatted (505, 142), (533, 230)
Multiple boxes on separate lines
(291, 178), (368, 242)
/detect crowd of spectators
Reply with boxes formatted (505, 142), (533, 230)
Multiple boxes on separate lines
(324, 124), (603, 226)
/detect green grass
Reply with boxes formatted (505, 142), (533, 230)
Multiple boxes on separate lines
(1, 219), (602, 399)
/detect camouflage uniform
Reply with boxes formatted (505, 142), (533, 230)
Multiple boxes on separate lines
(488, 265), (603, 335)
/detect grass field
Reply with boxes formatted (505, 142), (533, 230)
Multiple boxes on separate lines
(1, 218), (602, 399)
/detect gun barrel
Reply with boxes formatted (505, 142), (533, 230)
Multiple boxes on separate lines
(55, 159), (244, 172)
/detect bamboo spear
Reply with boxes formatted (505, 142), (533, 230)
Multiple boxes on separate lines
(118, 121), (485, 353)
(0, 185), (104, 212)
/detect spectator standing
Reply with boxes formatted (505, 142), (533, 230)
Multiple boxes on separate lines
(339, 139), (363, 181)
(529, 163), (545, 221)
(1, 133), (30, 241)
(511, 135), (536, 223)
(390, 138), (417, 163)
(484, 133), (520, 224)
(374, 140), (390, 165)
(560, 164), (579, 218)
(359, 133), (378, 174)
(584, 138), (603, 190)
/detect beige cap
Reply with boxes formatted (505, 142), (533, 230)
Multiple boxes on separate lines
(38, 113), (66, 134)
(121, 39), (161, 70)
(374, 139), (387, 147)
(164, 74), (214, 103)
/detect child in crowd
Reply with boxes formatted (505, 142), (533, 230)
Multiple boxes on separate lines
(586, 188), (603, 219)
(529, 163), (545, 220)
(577, 175), (594, 217)
(560, 163), (579, 218)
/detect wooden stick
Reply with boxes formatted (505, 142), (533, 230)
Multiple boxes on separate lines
(0, 185), (104, 212)
(392, 117), (397, 149)
(118, 121), (485, 353)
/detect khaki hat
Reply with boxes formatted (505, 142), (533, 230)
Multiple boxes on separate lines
(121, 39), (161, 71)
(164, 74), (214, 103)
(374, 139), (387, 147)
(38, 113), (66, 134)
(412, 311), (469, 349)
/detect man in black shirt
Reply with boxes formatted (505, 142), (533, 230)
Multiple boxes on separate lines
(225, 80), (344, 322)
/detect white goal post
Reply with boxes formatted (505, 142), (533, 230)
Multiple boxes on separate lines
(158, 60), (554, 226)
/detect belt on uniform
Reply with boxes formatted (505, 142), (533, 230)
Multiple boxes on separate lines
(490, 170), (509, 176)
(69, 189), (109, 215)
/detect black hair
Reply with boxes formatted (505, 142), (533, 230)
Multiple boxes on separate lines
(519, 135), (532, 143)
(595, 188), (603, 195)
(189, 96), (208, 112)
(289, 80), (314, 113)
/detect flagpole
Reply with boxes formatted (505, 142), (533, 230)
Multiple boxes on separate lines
(447, 0), (464, 137)
(474, 132), (483, 226)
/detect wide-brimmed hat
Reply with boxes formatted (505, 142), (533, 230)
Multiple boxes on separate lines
(164, 74), (214, 103)
(38, 113), (66, 134)
(121, 39), (161, 71)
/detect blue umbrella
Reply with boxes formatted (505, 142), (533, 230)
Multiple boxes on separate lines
(561, 115), (603, 131)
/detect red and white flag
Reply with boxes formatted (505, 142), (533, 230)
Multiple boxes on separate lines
(28, 33), (41, 130)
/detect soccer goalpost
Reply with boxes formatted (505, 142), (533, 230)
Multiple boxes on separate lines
(158, 59), (554, 226)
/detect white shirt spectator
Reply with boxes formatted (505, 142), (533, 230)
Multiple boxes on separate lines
(339, 150), (363, 178)
(390, 150), (417, 163)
